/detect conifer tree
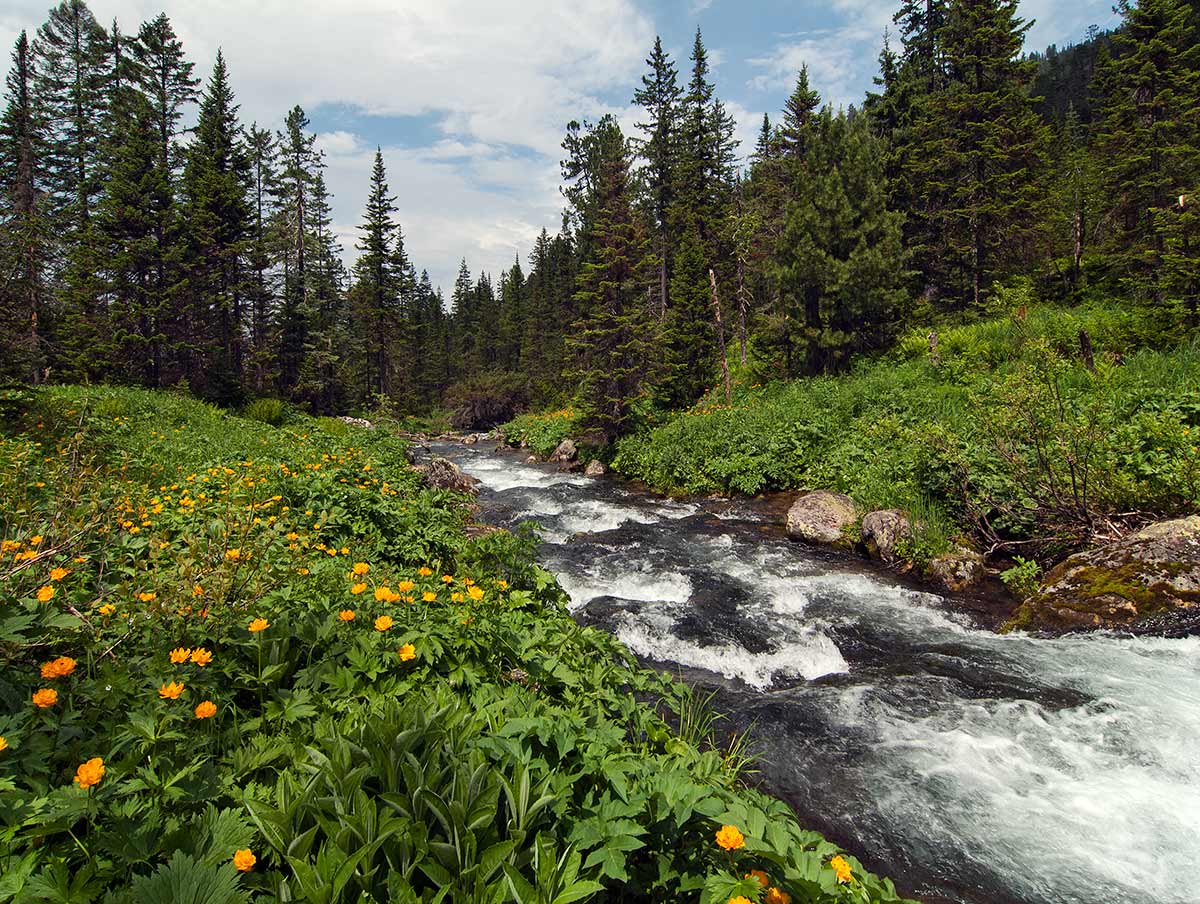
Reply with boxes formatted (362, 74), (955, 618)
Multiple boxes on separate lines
(1094, 0), (1200, 313)
(180, 50), (250, 400)
(659, 224), (715, 407)
(133, 13), (199, 179)
(352, 148), (401, 400)
(632, 36), (681, 317)
(569, 126), (657, 440)
(0, 31), (48, 381)
(274, 105), (320, 395)
(903, 0), (1049, 307)
(245, 123), (278, 392)
(778, 66), (820, 160)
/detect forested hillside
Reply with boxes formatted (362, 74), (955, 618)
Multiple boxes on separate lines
(2, 0), (1196, 432)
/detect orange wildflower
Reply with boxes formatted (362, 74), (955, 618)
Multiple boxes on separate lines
(0, 736), (8, 752)
(49, 567), (69, 581)
(137, 591), (157, 602)
(766, 888), (791, 904)
(224, 548), (241, 560)
(467, 585), (484, 601)
(417, 566), (433, 577)
(830, 856), (852, 884)
(194, 700), (217, 719)
(745, 870), (769, 889)
(233, 849), (256, 872)
(190, 648), (213, 666)
(397, 643), (416, 661)
(74, 757), (105, 789)
(32, 688), (58, 708)
(350, 582), (367, 595)
(352, 562), (370, 575)
(422, 591), (437, 602)
(98, 603), (116, 616)
(338, 609), (356, 622)
(159, 681), (184, 700)
(36, 585), (55, 603)
(169, 647), (191, 664)
(397, 580), (415, 593)
(374, 615), (393, 631)
(40, 656), (76, 679)
(248, 617), (269, 633)
(715, 825), (744, 851)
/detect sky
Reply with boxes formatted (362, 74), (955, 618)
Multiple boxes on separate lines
(2, 0), (1120, 296)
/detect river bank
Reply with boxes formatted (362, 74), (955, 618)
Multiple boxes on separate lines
(432, 438), (1200, 904)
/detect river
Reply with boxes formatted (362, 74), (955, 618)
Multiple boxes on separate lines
(434, 442), (1200, 904)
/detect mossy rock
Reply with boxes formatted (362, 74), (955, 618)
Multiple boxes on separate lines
(1007, 516), (1200, 634)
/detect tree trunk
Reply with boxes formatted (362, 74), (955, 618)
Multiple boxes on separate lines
(709, 269), (732, 405)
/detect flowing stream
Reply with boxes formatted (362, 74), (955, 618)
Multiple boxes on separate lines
(435, 442), (1200, 904)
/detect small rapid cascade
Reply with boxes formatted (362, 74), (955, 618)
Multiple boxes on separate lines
(436, 442), (1200, 904)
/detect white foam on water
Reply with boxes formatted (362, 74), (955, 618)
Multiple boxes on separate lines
(831, 633), (1200, 904)
(614, 607), (848, 688)
(454, 454), (590, 491)
(555, 565), (694, 612)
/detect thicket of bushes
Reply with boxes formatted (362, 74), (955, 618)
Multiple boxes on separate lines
(0, 385), (908, 903)
(609, 300), (1200, 565)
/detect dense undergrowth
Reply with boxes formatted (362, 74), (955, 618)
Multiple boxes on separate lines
(0, 385), (908, 904)
(507, 298), (1200, 566)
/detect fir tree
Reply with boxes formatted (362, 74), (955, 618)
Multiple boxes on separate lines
(0, 31), (49, 381)
(180, 50), (250, 400)
(352, 148), (401, 400)
(569, 126), (657, 440)
(778, 66), (820, 160)
(133, 13), (199, 179)
(631, 35), (681, 317)
(245, 123), (278, 392)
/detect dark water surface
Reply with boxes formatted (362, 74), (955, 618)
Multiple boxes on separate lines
(435, 443), (1200, 904)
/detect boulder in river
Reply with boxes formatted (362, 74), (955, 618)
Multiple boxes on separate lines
(549, 438), (577, 463)
(926, 548), (986, 593)
(525, 455), (538, 464)
(414, 457), (479, 495)
(785, 491), (858, 547)
(584, 459), (606, 477)
(1009, 516), (1200, 633)
(861, 509), (912, 564)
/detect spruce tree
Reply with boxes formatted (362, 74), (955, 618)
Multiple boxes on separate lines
(778, 66), (820, 160)
(1094, 0), (1200, 314)
(133, 13), (199, 179)
(904, 0), (1049, 307)
(0, 31), (49, 382)
(631, 35), (681, 317)
(659, 224), (715, 407)
(352, 148), (401, 400)
(569, 126), (657, 440)
(180, 50), (250, 400)
(245, 123), (278, 392)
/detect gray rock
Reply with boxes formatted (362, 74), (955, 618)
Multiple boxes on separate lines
(1010, 516), (1200, 633)
(549, 438), (577, 463)
(462, 434), (478, 445)
(338, 416), (374, 430)
(861, 509), (913, 564)
(927, 548), (986, 593)
(416, 457), (479, 495)
(525, 455), (539, 464)
(785, 491), (858, 546)
(584, 459), (606, 477)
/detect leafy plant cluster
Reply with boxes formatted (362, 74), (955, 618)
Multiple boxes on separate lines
(501, 410), (582, 459)
(0, 385), (910, 904)
(612, 303), (1200, 564)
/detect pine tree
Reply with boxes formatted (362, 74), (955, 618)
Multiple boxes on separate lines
(1094, 0), (1200, 314)
(96, 89), (170, 385)
(180, 50), (250, 400)
(632, 35), (681, 317)
(352, 148), (401, 400)
(274, 105), (320, 395)
(0, 31), (49, 381)
(33, 0), (111, 378)
(569, 126), (657, 440)
(245, 123), (278, 392)
(770, 110), (907, 375)
(133, 13), (199, 179)
(778, 66), (820, 160)
(904, 0), (1050, 307)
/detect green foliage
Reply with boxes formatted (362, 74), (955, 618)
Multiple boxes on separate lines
(613, 304), (1200, 562)
(502, 409), (582, 458)
(0, 385), (908, 904)
(999, 557), (1043, 599)
(240, 398), (288, 427)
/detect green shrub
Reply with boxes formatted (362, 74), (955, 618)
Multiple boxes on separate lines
(241, 397), (288, 427)
(0, 385), (910, 904)
(501, 408), (581, 457)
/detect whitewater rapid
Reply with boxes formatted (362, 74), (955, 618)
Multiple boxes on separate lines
(443, 445), (1200, 904)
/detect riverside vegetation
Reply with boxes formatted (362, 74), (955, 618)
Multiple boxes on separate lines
(0, 385), (912, 903)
